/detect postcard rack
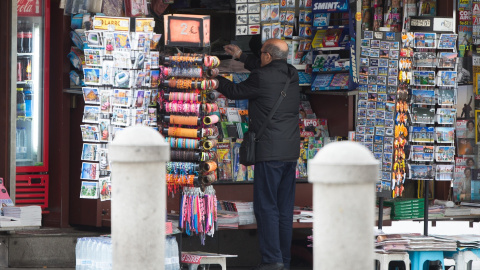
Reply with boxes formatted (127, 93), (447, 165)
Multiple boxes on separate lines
(79, 22), (162, 201)
(374, 30), (459, 235)
(356, 30), (403, 199)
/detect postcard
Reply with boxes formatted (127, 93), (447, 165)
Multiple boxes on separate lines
(80, 181), (99, 199)
(80, 162), (100, 180)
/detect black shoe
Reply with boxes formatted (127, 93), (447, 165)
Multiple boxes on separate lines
(251, 263), (285, 270)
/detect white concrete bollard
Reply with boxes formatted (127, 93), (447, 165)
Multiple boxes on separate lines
(308, 141), (378, 270)
(109, 126), (170, 270)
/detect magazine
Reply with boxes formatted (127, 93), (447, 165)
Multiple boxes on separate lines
(454, 166), (469, 201)
(217, 141), (233, 181)
(456, 119), (476, 139)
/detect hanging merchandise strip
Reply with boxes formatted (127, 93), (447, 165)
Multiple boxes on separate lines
(160, 55), (220, 68)
(170, 149), (201, 162)
(164, 101), (201, 115)
(166, 174), (197, 194)
(166, 162), (199, 175)
(391, 32), (414, 198)
(163, 78), (219, 90)
(165, 137), (200, 149)
(165, 92), (200, 102)
(179, 186), (217, 244)
(166, 127), (202, 138)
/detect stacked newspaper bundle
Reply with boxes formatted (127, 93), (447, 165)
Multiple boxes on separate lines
(444, 206), (475, 217)
(217, 210), (239, 229)
(376, 233), (457, 253)
(234, 202), (255, 225)
(402, 235), (457, 251)
(428, 205), (446, 219)
(433, 234), (480, 249)
(375, 234), (412, 253)
(375, 206), (391, 221)
(218, 201), (256, 225)
(293, 209), (313, 223)
(3, 206), (42, 227)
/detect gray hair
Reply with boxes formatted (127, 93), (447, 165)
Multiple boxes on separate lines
(263, 43), (288, 60)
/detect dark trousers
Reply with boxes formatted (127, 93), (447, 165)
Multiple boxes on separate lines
(253, 161), (297, 268)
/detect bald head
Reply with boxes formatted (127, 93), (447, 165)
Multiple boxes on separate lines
(263, 38), (289, 60)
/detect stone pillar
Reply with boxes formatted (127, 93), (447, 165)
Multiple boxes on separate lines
(109, 126), (170, 270)
(308, 141), (378, 270)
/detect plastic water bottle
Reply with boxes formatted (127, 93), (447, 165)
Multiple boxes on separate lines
(76, 238), (84, 270)
(165, 237), (173, 270)
(85, 238), (94, 270)
(94, 238), (101, 270)
(105, 241), (112, 270)
(172, 237), (180, 270)
(99, 238), (111, 270)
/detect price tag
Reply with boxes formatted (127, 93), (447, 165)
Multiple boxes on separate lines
(169, 19), (202, 43)
(134, 18), (155, 32)
(164, 14), (210, 47)
(93, 16), (130, 31)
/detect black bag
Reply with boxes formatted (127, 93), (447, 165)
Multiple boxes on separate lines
(239, 69), (292, 166)
(239, 131), (257, 166)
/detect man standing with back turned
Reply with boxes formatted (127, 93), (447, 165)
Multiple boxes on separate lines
(216, 38), (300, 270)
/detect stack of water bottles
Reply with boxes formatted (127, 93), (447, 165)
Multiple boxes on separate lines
(75, 237), (112, 270)
(165, 235), (180, 270)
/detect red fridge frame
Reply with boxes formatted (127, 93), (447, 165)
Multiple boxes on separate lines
(15, 0), (50, 174)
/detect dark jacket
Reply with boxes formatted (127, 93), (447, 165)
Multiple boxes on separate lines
(216, 55), (300, 162)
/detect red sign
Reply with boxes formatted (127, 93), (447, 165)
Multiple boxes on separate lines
(17, 0), (42, 17)
(181, 253), (203, 264)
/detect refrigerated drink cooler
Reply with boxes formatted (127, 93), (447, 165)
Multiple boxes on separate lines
(14, 0), (50, 211)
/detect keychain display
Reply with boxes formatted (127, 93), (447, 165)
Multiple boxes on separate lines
(159, 52), (221, 196)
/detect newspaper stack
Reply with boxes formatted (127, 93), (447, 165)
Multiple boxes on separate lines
(375, 206), (391, 221)
(0, 216), (21, 227)
(376, 234), (411, 253)
(402, 234), (457, 251)
(234, 202), (256, 225)
(444, 206), (473, 217)
(428, 205), (446, 219)
(3, 206), (42, 227)
(293, 209), (313, 223)
(433, 234), (480, 249)
(217, 210), (239, 229)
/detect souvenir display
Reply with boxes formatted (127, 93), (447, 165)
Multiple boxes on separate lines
(401, 32), (458, 198)
(180, 186), (217, 242)
(79, 17), (161, 200)
(158, 53), (221, 194)
(77, 15), (222, 242)
(356, 31), (402, 197)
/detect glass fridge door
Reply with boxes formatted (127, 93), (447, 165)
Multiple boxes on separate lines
(16, 0), (49, 172)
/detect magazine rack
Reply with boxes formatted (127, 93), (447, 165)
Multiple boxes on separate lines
(310, 0), (358, 91)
